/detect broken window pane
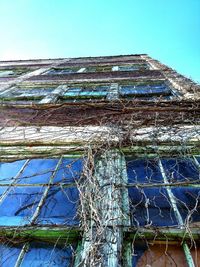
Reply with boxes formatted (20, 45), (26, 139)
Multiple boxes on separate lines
(131, 242), (148, 267)
(0, 68), (31, 78)
(0, 70), (15, 77)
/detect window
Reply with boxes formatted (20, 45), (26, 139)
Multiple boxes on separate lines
(0, 70), (15, 77)
(127, 157), (200, 227)
(45, 67), (83, 75)
(119, 81), (172, 98)
(0, 157), (83, 226)
(0, 81), (175, 105)
(61, 84), (110, 100)
(0, 156), (84, 266)
(125, 155), (200, 266)
(0, 241), (76, 266)
(44, 63), (150, 75)
(0, 86), (55, 104)
(0, 68), (32, 78)
(113, 64), (149, 71)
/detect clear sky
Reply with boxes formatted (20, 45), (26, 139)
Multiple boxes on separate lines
(0, 0), (199, 83)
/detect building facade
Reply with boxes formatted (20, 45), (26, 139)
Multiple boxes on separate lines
(0, 54), (199, 266)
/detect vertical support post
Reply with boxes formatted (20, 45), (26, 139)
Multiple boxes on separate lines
(14, 243), (29, 267)
(107, 83), (119, 100)
(158, 159), (195, 267)
(77, 68), (86, 73)
(39, 85), (68, 104)
(74, 150), (130, 267)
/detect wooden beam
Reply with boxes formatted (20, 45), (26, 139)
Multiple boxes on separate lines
(0, 125), (199, 145)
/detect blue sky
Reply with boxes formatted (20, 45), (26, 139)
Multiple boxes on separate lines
(0, 0), (199, 82)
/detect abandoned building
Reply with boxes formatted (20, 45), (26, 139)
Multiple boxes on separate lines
(0, 54), (199, 266)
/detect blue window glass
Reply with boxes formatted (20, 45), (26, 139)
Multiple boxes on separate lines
(21, 242), (75, 267)
(0, 187), (44, 226)
(0, 243), (22, 266)
(119, 83), (172, 97)
(0, 242), (76, 267)
(127, 158), (177, 226)
(129, 187), (177, 226)
(54, 158), (84, 183)
(161, 158), (200, 224)
(18, 159), (59, 184)
(161, 158), (199, 182)
(172, 187), (200, 224)
(0, 160), (26, 184)
(38, 186), (79, 225)
(63, 86), (108, 99)
(126, 158), (162, 183)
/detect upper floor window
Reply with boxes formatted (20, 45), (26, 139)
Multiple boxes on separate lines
(0, 68), (32, 78)
(44, 63), (150, 75)
(0, 70), (15, 77)
(113, 64), (149, 71)
(46, 66), (83, 75)
(119, 81), (172, 98)
(62, 84), (110, 100)
(0, 86), (56, 105)
(126, 156), (200, 227)
(0, 80), (175, 105)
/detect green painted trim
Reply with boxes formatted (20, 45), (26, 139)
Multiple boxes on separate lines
(124, 227), (200, 241)
(122, 241), (132, 267)
(182, 242), (195, 267)
(121, 145), (200, 157)
(0, 226), (81, 242)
